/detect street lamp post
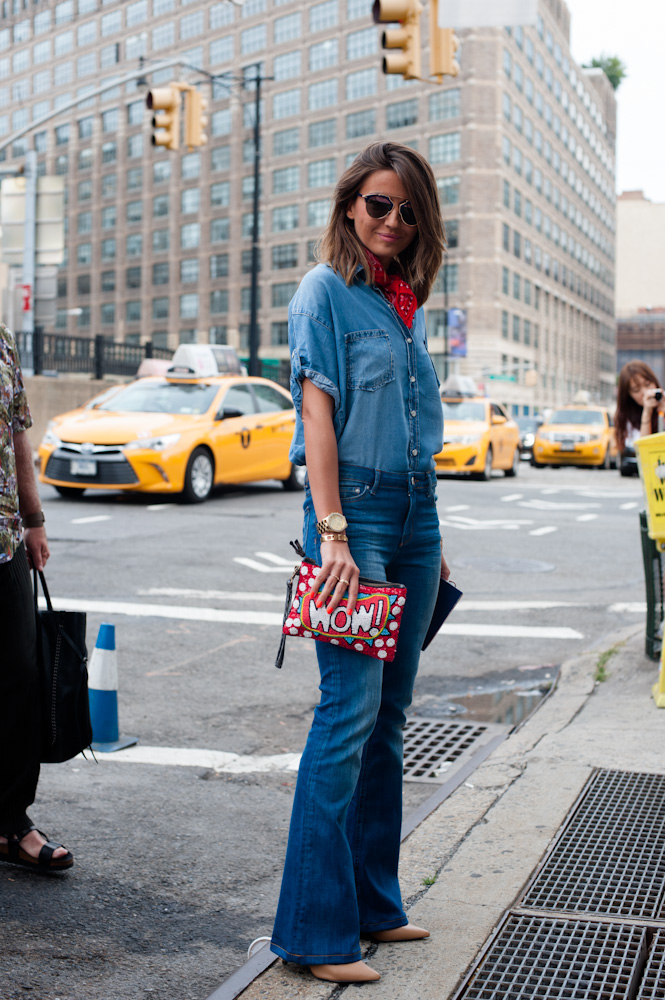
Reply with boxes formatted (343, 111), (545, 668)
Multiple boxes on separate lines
(248, 64), (262, 377)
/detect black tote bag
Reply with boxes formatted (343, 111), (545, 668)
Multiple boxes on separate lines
(34, 569), (92, 763)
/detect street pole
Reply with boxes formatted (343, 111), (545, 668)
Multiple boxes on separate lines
(248, 65), (262, 377)
(21, 150), (37, 369)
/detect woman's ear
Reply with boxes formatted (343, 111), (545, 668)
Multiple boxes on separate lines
(346, 200), (356, 221)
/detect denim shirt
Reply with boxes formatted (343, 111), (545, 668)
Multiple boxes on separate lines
(288, 264), (443, 474)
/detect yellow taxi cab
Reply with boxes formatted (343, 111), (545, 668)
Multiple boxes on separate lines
(38, 345), (301, 502)
(434, 379), (521, 480)
(532, 401), (617, 469)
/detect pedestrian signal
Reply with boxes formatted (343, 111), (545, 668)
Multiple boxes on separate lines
(146, 85), (180, 151)
(184, 86), (209, 150)
(373, 0), (423, 81)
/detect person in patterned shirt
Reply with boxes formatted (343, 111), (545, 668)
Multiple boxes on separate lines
(0, 323), (74, 871)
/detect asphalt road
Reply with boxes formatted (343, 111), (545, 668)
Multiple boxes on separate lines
(0, 461), (644, 1000)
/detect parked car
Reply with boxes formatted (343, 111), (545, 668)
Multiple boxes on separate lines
(38, 345), (300, 502)
(435, 393), (521, 480)
(516, 415), (544, 460)
(619, 444), (638, 477)
(532, 405), (617, 469)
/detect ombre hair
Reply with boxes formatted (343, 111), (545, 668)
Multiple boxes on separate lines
(316, 141), (445, 307)
(615, 359), (660, 451)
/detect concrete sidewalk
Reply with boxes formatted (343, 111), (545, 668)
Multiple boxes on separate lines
(240, 623), (664, 999)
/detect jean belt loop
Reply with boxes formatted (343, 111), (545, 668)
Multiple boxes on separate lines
(371, 469), (381, 495)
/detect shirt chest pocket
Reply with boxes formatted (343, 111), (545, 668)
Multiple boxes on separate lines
(345, 329), (395, 391)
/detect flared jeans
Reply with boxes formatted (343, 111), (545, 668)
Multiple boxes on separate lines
(271, 464), (442, 965)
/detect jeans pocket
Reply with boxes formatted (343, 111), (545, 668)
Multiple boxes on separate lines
(339, 481), (371, 501)
(345, 330), (395, 391)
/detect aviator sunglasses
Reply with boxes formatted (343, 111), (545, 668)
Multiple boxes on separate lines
(355, 192), (418, 227)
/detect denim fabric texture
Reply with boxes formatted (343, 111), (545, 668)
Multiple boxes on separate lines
(271, 465), (442, 965)
(288, 265), (443, 474)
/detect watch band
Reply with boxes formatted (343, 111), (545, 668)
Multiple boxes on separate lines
(23, 511), (45, 528)
(320, 532), (348, 542)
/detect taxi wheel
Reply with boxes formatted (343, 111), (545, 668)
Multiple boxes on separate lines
(504, 447), (520, 477)
(601, 448), (611, 470)
(282, 463), (305, 491)
(55, 485), (86, 499)
(476, 446), (493, 481)
(182, 447), (214, 503)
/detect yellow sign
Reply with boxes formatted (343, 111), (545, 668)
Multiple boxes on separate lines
(636, 431), (665, 708)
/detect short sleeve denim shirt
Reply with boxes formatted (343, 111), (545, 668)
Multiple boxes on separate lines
(288, 264), (443, 474)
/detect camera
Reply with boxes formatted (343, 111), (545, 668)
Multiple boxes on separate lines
(655, 389), (663, 402)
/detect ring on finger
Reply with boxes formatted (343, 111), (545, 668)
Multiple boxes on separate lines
(339, 577), (350, 586)
(329, 574), (339, 583)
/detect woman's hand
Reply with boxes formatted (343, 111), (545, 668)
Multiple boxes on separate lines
(24, 526), (50, 572)
(313, 541), (360, 615)
(440, 549), (450, 581)
(642, 386), (664, 415)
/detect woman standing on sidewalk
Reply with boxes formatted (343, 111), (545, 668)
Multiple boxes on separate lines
(270, 141), (449, 984)
(615, 360), (665, 454)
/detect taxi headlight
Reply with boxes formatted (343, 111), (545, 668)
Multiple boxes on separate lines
(124, 433), (181, 452)
(445, 434), (482, 444)
(41, 422), (62, 448)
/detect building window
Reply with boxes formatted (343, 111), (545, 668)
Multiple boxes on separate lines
(126, 200), (143, 224)
(513, 273), (520, 299)
(273, 165), (300, 194)
(309, 118), (335, 148)
(153, 159), (171, 184)
(180, 223), (201, 249)
(127, 168), (143, 191)
(101, 238), (116, 260)
(210, 35), (233, 66)
(127, 134), (143, 159)
(210, 289), (229, 313)
(127, 234), (143, 257)
(274, 11), (301, 43)
(272, 281), (298, 307)
(181, 188), (200, 214)
(274, 88), (301, 119)
(77, 211), (92, 234)
(180, 258), (199, 283)
(241, 287), (261, 311)
(271, 321), (289, 345)
(241, 212), (263, 238)
(445, 220), (459, 248)
(309, 38), (338, 71)
(211, 181), (230, 207)
(274, 50), (301, 81)
(127, 0), (148, 26)
(512, 315), (520, 341)
(55, 124), (70, 146)
(272, 243), (298, 269)
(273, 127), (299, 155)
(241, 23), (266, 54)
(501, 311), (509, 338)
(346, 109), (375, 139)
(429, 132), (460, 164)
(102, 141), (116, 164)
(346, 68), (376, 101)
(101, 303), (115, 324)
(309, 0), (338, 33)
(502, 267), (509, 295)
(153, 262), (169, 285)
(180, 294), (199, 319)
(209, 326), (227, 344)
(272, 204), (299, 232)
(153, 195), (169, 218)
(210, 254), (229, 278)
(77, 274), (90, 296)
(180, 10), (204, 39)
(153, 229), (170, 252)
(307, 199), (330, 227)
(210, 1), (234, 29)
(152, 297), (169, 320)
(386, 98), (417, 129)
(210, 109), (232, 137)
(308, 158), (335, 187)
(211, 217), (230, 242)
(347, 25), (376, 60)
(152, 22), (175, 49)
(437, 175), (460, 205)
(77, 52), (97, 77)
(126, 300), (142, 323)
(126, 266), (142, 289)
(211, 146), (231, 172)
(78, 180), (92, 202)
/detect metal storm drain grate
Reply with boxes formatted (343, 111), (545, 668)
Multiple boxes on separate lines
(637, 929), (665, 1000)
(402, 718), (503, 783)
(520, 769), (665, 919)
(457, 914), (648, 1000)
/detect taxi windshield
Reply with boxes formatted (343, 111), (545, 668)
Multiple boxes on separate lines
(442, 401), (486, 421)
(97, 381), (218, 415)
(549, 409), (605, 426)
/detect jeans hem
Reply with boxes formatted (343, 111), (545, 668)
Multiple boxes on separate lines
(359, 916), (408, 933)
(270, 942), (363, 965)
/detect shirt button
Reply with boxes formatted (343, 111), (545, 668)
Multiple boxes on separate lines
(407, 337), (413, 343)
(410, 410), (416, 417)
(412, 448), (418, 456)
(410, 376), (416, 383)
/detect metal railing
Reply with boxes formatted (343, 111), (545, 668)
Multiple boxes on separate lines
(640, 510), (664, 661)
(17, 330), (173, 379)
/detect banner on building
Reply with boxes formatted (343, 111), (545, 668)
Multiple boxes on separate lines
(439, 0), (538, 29)
(448, 308), (467, 357)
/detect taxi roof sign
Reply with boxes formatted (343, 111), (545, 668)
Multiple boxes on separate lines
(167, 344), (220, 379)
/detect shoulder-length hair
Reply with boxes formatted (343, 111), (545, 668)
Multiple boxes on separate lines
(615, 359), (659, 451)
(316, 141), (445, 307)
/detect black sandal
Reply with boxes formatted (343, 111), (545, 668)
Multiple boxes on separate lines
(0, 823), (74, 872)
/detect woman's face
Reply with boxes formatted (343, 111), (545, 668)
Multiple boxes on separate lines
(628, 373), (657, 407)
(346, 168), (418, 269)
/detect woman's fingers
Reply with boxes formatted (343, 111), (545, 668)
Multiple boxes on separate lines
(314, 542), (359, 615)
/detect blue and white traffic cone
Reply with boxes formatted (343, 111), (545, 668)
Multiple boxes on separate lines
(88, 623), (138, 752)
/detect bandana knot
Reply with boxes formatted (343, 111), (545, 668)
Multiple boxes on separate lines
(365, 250), (417, 329)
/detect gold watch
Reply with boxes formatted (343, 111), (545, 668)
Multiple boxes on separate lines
(316, 511), (348, 535)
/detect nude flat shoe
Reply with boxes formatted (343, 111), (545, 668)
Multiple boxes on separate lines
(366, 923), (430, 942)
(310, 960), (381, 983)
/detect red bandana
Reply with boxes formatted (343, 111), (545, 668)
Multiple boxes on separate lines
(365, 250), (417, 329)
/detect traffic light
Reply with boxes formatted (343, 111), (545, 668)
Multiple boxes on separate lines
(184, 86), (209, 150)
(373, 0), (422, 81)
(430, 26), (460, 80)
(147, 85), (180, 151)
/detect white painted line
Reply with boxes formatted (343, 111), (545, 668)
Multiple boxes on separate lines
(620, 502), (639, 510)
(500, 494), (523, 502)
(529, 526), (558, 536)
(254, 551), (297, 566)
(440, 516), (533, 531)
(460, 600), (578, 610)
(233, 557), (293, 573)
(138, 587), (283, 603)
(609, 603), (647, 613)
(435, 624), (583, 639)
(71, 515), (112, 525)
(146, 503), (172, 510)
(576, 513), (598, 522)
(445, 504), (470, 512)
(540, 488), (561, 495)
(95, 745), (302, 773)
(37, 597), (283, 626)
(519, 499), (602, 510)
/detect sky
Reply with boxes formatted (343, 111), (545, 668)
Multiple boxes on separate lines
(565, 0), (665, 203)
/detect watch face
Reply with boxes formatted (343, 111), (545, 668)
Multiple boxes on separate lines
(328, 512), (346, 532)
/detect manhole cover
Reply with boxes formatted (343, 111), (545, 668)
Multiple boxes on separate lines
(454, 556), (555, 573)
(457, 914), (647, 1000)
(402, 718), (503, 783)
(638, 929), (665, 1000)
(520, 769), (665, 919)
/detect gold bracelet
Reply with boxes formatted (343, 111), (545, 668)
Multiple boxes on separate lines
(320, 532), (348, 542)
